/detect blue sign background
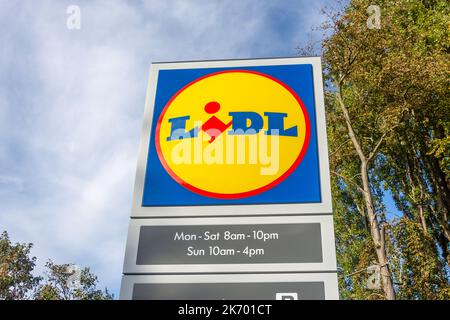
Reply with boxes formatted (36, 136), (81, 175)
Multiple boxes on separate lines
(142, 64), (321, 206)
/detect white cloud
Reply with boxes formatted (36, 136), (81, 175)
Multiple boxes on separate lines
(0, 0), (329, 297)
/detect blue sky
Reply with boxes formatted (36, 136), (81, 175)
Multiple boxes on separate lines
(0, 0), (333, 297)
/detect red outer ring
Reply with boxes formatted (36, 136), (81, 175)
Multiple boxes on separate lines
(155, 70), (311, 199)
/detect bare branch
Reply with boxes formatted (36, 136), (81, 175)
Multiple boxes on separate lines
(331, 170), (364, 193)
(330, 139), (351, 157)
(335, 84), (367, 162)
(367, 132), (389, 162)
(367, 125), (399, 161)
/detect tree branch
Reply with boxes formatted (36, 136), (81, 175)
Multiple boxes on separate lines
(367, 125), (399, 162)
(331, 170), (364, 193)
(367, 132), (388, 162)
(330, 139), (351, 157)
(335, 83), (367, 162)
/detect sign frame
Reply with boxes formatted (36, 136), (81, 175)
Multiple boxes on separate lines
(123, 215), (337, 273)
(131, 57), (331, 217)
(120, 273), (339, 300)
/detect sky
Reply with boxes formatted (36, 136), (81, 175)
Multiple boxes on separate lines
(0, 0), (335, 297)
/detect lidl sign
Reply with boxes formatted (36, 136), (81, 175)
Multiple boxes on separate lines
(121, 57), (338, 300)
(157, 70), (310, 199)
(133, 57), (331, 212)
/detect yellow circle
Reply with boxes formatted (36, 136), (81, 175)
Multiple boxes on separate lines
(156, 70), (309, 198)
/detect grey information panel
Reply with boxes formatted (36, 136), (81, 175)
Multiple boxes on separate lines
(123, 216), (337, 273)
(136, 223), (323, 265)
(133, 282), (324, 300)
(120, 274), (339, 300)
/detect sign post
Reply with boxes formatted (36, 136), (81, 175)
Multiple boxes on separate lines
(120, 57), (338, 300)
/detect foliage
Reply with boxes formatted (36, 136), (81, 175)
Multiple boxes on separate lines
(0, 231), (41, 300)
(34, 260), (113, 300)
(0, 231), (113, 300)
(390, 218), (450, 299)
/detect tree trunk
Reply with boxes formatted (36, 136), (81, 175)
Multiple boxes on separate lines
(406, 155), (428, 234)
(336, 88), (396, 300)
(418, 205), (428, 235)
(425, 157), (450, 242)
(416, 157), (429, 235)
(361, 161), (396, 300)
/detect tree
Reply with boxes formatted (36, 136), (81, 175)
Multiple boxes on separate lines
(35, 260), (113, 300)
(0, 231), (113, 300)
(311, 0), (449, 299)
(0, 231), (41, 300)
(321, 0), (401, 299)
(376, 0), (450, 265)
